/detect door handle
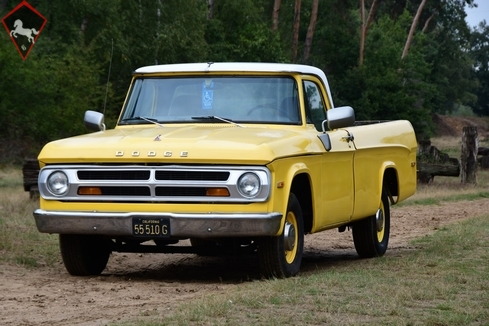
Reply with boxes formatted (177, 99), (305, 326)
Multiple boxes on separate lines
(342, 132), (354, 142)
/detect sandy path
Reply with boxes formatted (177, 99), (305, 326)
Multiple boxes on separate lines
(1, 199), (488, 326)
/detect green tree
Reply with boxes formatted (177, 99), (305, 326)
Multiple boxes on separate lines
(0, 33), (105, 159)
(469, 22), (489, 116)
(205, 0), (286, 62)
(417, 0), (476, 116)
(327, 9), (434, 138)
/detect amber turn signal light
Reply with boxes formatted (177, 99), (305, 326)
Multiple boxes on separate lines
(78, 187), (102, 195)
(206, 188), (230, 197)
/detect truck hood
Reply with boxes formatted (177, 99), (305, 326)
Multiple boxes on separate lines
(38, 125), (323, 165)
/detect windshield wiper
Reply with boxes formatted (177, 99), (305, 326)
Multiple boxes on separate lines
(120, 116), (164, 127)
(191, 116), (245, 128)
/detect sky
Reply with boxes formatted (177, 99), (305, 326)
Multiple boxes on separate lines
(465, 1), (489, 28)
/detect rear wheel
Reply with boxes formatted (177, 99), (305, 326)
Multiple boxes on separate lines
(352, 190), (390, 258)
(59, 234), (111, 276)
(258, 193), (304, 278)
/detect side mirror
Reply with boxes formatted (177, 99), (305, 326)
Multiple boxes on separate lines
(84, 110), (106, 131)
(323, 106), (355, 131)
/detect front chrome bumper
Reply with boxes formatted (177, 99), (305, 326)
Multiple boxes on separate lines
(33, 209), (282, 238)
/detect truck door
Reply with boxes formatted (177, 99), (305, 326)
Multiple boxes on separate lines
(302, 79), (355, 231)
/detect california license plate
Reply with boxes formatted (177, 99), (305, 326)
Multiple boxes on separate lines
(132, 218), (170, 237)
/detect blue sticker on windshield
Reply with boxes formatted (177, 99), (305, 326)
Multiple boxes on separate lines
(202, 81), (214, 110)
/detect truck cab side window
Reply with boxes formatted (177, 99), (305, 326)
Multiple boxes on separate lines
(303, 81), (327, 131)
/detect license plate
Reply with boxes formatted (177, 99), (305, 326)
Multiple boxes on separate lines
(132, 218), (170, 237)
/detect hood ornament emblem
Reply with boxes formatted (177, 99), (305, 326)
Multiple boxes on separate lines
(154, 134), (161, 141)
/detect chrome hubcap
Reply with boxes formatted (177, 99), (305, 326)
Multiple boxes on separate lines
(284, 222), (296, 251)
(375, 208), (384, 232)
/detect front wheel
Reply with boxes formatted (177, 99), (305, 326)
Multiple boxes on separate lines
(258, 193), (304, 278)
(352, 190), (390, 258)
(59, 234), (111, 276)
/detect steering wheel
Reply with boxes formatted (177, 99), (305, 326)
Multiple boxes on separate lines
(247, 103), (289, 118)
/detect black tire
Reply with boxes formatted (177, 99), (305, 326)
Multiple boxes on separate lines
(59, 234), (111, 276)
(352, 190), (390, 258)
(258, 193), (304, 278)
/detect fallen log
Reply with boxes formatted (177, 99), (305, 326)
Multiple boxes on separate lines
(478, 147), (489, 156)
(480, 156), (489, 169)
(417, 162), (460, 184)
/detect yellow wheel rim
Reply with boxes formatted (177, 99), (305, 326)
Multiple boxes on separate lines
(284, 211), (298, 264)
(376, 200), (385, 242)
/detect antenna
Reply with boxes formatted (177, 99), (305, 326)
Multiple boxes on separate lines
(103, 38), (114, 116)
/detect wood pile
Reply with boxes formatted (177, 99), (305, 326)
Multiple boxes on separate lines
(478, 147), (489, 169)
(22, 158), (39, 199)
(417, 140), (460, 184)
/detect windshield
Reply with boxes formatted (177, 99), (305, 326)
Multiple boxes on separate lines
(119, 76), (300, 125)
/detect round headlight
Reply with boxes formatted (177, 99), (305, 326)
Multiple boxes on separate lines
(237, 172), (261, 198)
(47, 171), (69, 196)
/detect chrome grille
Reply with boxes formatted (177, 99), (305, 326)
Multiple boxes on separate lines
(38, 165), (270, 203)
(155, 187), (207, 197)
(155, 171), (229, 181)
(97, 186), (151, 196)
(78, 170), (150, 180)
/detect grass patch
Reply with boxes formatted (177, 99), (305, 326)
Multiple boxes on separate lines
(400, 160), (489, 207)
(114, 215), (489, 326)
(399, 190), (489, 206)
(0, 165), (23, 188)
(0, 166), (59, 267)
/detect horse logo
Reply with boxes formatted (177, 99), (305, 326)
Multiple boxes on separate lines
(10, 19), (39, 44)
(1, 1), (47, 60)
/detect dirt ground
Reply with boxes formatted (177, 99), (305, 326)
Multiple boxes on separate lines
(1, 199), (489, 326)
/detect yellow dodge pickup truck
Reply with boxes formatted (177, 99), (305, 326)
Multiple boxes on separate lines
(34, 62), (417, 278)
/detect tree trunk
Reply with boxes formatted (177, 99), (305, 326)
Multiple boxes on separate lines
(359, 0), (379, 67)
(80, 17), (89, 35)
(359, 0), (365, 66)
(157, 1), (162, 29)
(365, 0), (379, 33)
(302, 0), (318, 63)
(461, 126), (478, 184)
(139, 0), (142, 24)
(272, 0), (281, 31)
(155, 0), (162, 64)
(292, 0), (302, 63)
(207, 0), (214, 20)
(422, 9), (439, 32)
(401, 0), (428, 60)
